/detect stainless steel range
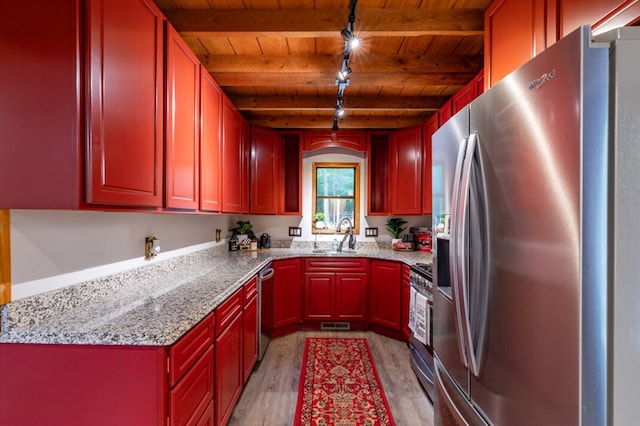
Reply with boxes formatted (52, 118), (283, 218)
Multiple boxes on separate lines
(408, 262), (434, 401)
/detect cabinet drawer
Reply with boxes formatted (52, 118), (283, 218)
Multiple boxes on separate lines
(215, 288), (243, 336)
(169, 345), (214, 426)
(402, 264), (411, 282)
(305, 257), (368, 272)
(169, 312), (215, 387)
(244, 275), (258, 304)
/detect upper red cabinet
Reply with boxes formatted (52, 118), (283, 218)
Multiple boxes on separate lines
(390, 125), (423, 215)
(85, 0), (165, 207)
(485, 0), (640, 89)
(221, 98), (247, 214)
(165, 24), (200, 210)
(303, 130), (366, 152)
(561, 0), (640, 37)
(422, 114), (438, 215)
(199, 69), (223, 212)
(279, 132), (302, 215)
(1, 0), (165, 209)
(484, 0), (545, 89)
(250, 127), (280, 214)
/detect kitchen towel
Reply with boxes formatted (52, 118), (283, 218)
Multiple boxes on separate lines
(414, 292), (428, 345)
(409, 286), (417, 332)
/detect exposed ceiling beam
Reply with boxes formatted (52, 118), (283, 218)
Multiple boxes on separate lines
(213, 72), (473, 87)
(162, 8), (484, 37)
(244, 113), (433, 130)
(202, 54), (483, 74)
(232, 95), (448, 111)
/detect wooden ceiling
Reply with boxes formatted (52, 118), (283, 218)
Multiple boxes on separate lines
(152, 0), (492, 130)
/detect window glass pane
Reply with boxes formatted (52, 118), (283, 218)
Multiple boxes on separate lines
(316, 198), (355, 228)
(316, 167), (355, 197)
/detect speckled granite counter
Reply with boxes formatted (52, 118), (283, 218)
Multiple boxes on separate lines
(0, 244), (431, 347)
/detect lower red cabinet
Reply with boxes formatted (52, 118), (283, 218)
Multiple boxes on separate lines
(243, 277), (258, 383)
(215, 288), (244, 426)
(169, 345), (214, 426)
(303, 258), (368, 322)
(369, 260), (402, 330)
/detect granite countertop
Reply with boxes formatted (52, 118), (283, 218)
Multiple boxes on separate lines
(0, 246), (432, 347)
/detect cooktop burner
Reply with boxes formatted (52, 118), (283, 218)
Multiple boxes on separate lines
(411, 262), (433, 282)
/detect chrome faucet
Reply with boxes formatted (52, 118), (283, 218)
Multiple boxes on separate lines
(336, 217), (356, 252)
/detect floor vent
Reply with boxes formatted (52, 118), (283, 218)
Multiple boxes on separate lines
(320, 322), (351, 331)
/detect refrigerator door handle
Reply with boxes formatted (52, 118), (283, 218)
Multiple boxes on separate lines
(450, 136), (470, 368)
(456, 133), (481, 376)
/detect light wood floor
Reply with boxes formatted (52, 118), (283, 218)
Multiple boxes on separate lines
(229, 331), (434, 425)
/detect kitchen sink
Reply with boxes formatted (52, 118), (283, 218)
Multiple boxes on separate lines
(311, 249), (357, 254)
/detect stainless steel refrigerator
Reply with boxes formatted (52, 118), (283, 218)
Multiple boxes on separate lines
(432, 25), (640, 426)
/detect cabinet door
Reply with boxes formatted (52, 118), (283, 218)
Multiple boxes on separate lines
(250, 126), (279, 214)
(304, 273), (335, 320)
(390, 125), (423, 215)
(200, 69), (222, 212)
(422, 114), (438, 215)
(367, 132), (391, 215)
(241, 118), (251, 214)
(279, 132), (302, 215)
(272, 259), (302, 329)
(85, 0), (164, 207)
(221, 98), (243, 213)
(484, 0), (545, 88)
(335, 272), (367, 321)
(169, 346), (214, 426)
(560, 0), (640, 37)
(369, 260), (402, 329)
(165, 24), (200, 210)
(215, 313), (243, 426)
(243, 293), (258, 384)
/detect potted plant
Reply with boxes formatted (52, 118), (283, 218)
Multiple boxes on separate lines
(313, 212), (326, 229)
(385, 217), (407, 248)
(230, 220), (254, 242)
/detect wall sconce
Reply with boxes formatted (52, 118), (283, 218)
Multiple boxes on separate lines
(145, 237), (160, 260)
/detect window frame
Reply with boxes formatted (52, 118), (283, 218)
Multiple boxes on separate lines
(312, 162), (360, 235)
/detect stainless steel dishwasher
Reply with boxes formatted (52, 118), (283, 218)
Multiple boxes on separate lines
(257, 262), (275, 361)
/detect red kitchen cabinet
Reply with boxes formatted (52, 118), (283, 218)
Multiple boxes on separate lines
(335, 273), (368, 321)
(0, 0), (164, 209)
(250, 127), (279, 214)
(241, 120), (251, 214)
(369, 260), (402, 331)
(305, 273), (335, 320)
(165, 24), (200, 210)
(215, 288), (244, 426)
(560, 0), (640, 38)
(169, 346), (214, 426)
(304, 258), (368, 323)
(221, 98), (245, 213)
(0, 312), (216, 425)
(200, 69), (223, 212)
(243, 276), (258, 383)
(279, 132), (303, 215)
(85, 0), (165, 207)
(367, 132), (391, 215)
(263, 259), (302, 336)
(439, 99), (453, 126)
(390, 125), (423, 215)
(401, 265), (412, 341)
(484, 0), (546, 89)
(422, 114), (438, 215)
(303, 130), (367, 152)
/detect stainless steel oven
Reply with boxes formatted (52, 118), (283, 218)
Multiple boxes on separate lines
(409, 262), (434, 401)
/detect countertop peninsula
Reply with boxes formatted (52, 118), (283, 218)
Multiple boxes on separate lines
(0, 245), (432, 347)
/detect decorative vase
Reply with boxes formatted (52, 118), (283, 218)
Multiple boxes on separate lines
(315, 221), (325, 229)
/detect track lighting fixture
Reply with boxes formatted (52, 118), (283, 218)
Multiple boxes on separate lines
(332, 0), (359, 131)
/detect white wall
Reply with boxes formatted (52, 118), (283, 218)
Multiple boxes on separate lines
(10, 210), (233, 297)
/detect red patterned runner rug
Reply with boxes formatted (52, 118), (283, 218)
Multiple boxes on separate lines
(294, 337), (396, 426)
